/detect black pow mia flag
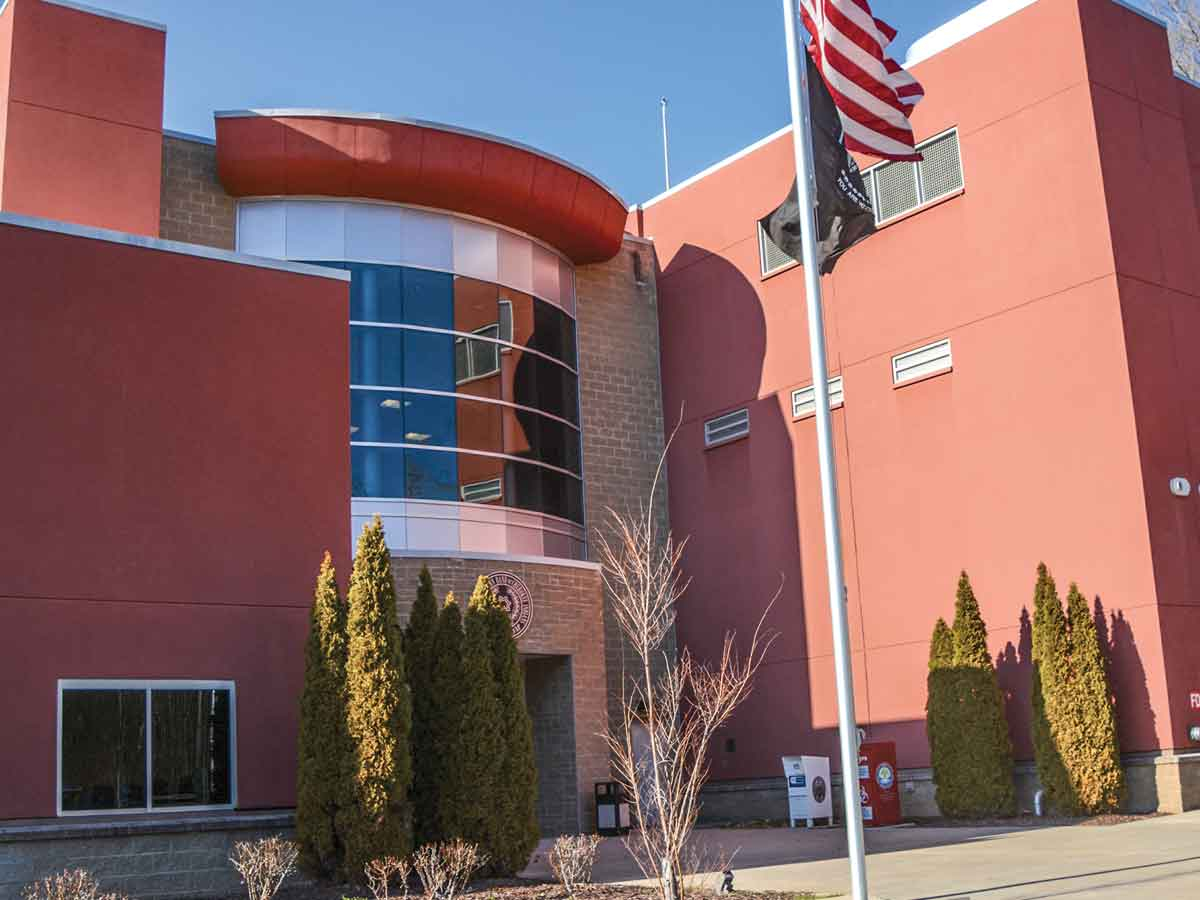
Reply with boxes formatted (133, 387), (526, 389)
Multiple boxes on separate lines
(764, 54), (876, 275)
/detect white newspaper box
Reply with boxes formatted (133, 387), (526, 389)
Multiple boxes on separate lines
(781, 755), (832, 827)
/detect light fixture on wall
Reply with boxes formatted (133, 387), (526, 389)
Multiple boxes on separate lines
(1169, 477), (1191, 497)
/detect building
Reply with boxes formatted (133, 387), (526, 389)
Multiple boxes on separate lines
(2, 0), (1200, 895)
(634, 0), (1200, 818)
(0, 0), (662, 894)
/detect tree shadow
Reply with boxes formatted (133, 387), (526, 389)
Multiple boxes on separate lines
(995, 607), (1033, 759)
(1100, 598), (1156, 815)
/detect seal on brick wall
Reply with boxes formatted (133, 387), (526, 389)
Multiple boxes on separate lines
(487, 571), (534, 639)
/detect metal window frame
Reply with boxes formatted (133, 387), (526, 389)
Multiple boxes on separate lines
(791, 375), (845, 419)
(351, 441), (583, 481)
(704, 408), (751, 449)
(891, 338), (953, 386)
(455, 323), (503, 384)
(56, 680), (238, 817)
(350, 320), (578, 376)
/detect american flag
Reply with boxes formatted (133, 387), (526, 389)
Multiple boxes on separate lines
(798, 0), (925, 161)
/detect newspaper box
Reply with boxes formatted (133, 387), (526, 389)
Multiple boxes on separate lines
(857, 741), (900, 826)
(781, 755), (831, 827)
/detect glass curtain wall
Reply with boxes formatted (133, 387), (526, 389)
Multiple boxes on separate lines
(325, 262), (584, 524)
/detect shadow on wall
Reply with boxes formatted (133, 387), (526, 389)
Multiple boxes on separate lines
(993, 596), (1155, 801)
(656, 244), (814, 781)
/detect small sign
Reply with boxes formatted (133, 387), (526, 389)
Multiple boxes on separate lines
(1190, 692), (1200, 710)
(486, 571), (534, 639)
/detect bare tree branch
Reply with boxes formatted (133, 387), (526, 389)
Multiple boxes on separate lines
(1152, 0), (1200, 81)
(596, 419), (779, 900)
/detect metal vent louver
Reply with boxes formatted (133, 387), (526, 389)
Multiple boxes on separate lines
(873, 159), (920, 222)
(758, 222), (798, 275)
(918, 132), (964, 202)
(704, 407), (750, 448)
(461, 477), (503, 503)
(792, 376), (845, 418)
(892, 338), (952, 385)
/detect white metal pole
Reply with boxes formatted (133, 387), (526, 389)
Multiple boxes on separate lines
(780, 3), (868, 899)
(660, 97), (671, 190)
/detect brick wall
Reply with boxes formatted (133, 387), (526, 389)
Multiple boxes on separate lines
(389, 555), (608, 834)
(159, 135), (236, 249)
(575, 236), (671, 730)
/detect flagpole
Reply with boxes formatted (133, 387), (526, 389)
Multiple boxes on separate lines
(780, 3), (868, 900)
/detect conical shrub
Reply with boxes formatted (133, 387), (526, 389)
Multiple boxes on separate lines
(338, 517), (412, 878)
(428, 593), (466, 842)
(1065, 583), (1124, 813)
(296, 552), (349, 876)
(1031, 563), (1076, 814)
(482, 580), (540, 874)
(458, 580), (504, 858)
(404, 565), (440, 847)
(926, 573), (1015, 818)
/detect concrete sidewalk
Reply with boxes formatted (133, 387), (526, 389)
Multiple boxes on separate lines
(522, 811), (1200, 898)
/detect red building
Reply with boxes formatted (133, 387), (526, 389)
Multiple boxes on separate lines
(634, 0), (1200, 817)
(1, 0), (1200, 892)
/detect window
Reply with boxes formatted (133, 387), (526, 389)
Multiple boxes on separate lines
(756, 129), (963, 275)
(58, 681), (235, 815)
(461, 477), (503, 504)
(758, 222), (798, 276)
(863, 129), (963, 225)
(792, 376), (845, 419)
(455, 325), (501, 383)
(704, 408), (750, 448)
(498, 299), (513, 345)
(892, 338), (952, 386)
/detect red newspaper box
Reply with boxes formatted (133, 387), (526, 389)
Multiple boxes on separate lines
(858, 741), (901, 826)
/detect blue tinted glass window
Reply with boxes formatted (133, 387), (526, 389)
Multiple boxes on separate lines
(348, 264), (405, 323)
(350, 391), (408, 444)
(406, 449), (458, 501)
(350, 326), (405, 387)
(400, 393), (457, 448)
(403, 330), (456, 392)
(403, 268), (455, 329)
(351, 445), (406, 498)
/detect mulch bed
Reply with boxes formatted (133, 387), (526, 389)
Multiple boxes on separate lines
(271, 881), (818, 900)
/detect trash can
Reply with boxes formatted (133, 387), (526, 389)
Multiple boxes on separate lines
(858, 741), (901, 826)
(595, 781), (631, 835)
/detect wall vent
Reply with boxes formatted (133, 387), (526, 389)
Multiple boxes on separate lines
(704, 408), (750, 448)
(461, 477), (503, 503)
(792, 376), (845, 419)
(861, 128), (964, 225)
(758, 222), (798, 275)
(892, 338), (952, 385)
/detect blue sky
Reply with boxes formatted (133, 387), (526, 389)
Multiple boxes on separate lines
(98, 1), (1000, 203)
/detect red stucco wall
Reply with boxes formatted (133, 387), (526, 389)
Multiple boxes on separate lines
(0, 221), (349, 818)
(0, 0), (164, 235)
(1083, 0), (1200, 750)
(639, 0), (1184, 779)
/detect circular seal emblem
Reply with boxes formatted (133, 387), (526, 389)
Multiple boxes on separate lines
(811, 775), (827, 805)
(486, 571), (533, 640)
(875, 762), (895, 790)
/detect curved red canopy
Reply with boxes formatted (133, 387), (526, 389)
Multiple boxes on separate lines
(214, 111), (629, 265)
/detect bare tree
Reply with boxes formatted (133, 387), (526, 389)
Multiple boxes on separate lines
(229, 836), (299, 900)
(595, 431), (778, 900)
(1152, 0), (1200, 81)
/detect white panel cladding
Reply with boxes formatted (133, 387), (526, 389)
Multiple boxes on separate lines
(284, 200), (346, 260)
(236, 202), (285, 257)
(892, 338), (953, 385)
(497, 229), (534, 295)
(350, 497), (585, 560)
(452, 218), (500, 282)
(399, 208), (454, 271)
(345, 202), (406, 263)
(237, 199), (576, 315)
(532, 244), (561, 306)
